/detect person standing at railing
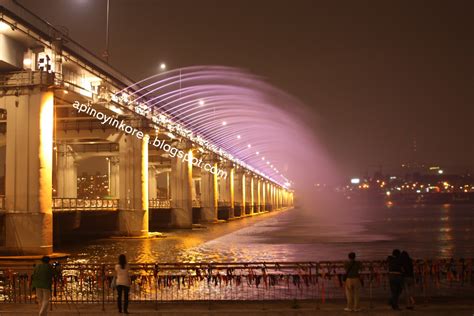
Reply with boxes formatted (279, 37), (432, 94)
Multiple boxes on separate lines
(115, 254), (131, 314)
(401, 251), (415, 309)
(32, 256), (53, 316)
(343, 252), (362, 312)
(387, 249), (403, 310)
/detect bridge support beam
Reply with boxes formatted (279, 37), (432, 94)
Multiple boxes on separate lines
(109, 156), (120, 197)
(57, 144), (77, 198)
(2, 90), (53, 255)
(267, 183), (273, 211)
(220, 163), (234, 219)
(234, 170), (244, 216)
(170, 144), (193, 228)
(148, 166), (157, 200)
(250, 176), (255, 214)
(255, 178), (262, 213)
(118, 134), (149, 236)
(275, 187), (280, 210)
(200, 154), (218, 222)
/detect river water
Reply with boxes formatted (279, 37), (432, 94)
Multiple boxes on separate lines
(57, 201), (474, 264)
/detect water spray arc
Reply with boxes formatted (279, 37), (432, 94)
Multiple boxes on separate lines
(116, 66), (317, 188)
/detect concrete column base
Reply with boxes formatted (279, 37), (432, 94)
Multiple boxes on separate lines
(171, 207), (193, 228)
(2, 212), (53, 255)
(201, 206), (217, 222)
(118, 209), (148, 236)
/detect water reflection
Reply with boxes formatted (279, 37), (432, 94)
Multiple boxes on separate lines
(57, 204), (474, 264)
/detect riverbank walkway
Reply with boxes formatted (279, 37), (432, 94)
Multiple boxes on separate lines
(0, 299), (473, 315)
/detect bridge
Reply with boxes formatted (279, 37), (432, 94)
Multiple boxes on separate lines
(0, 0), (293, 255)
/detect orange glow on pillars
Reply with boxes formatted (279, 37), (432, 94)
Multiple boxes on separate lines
(39, 91), (53, 214)
(242, 174), (246, 212)
(250, 177), (255, 213)
(257, 180), (261, 210)
(229, 168), (234, 208)
(212, 162), (218, 211)
(139, 134), (150, 234)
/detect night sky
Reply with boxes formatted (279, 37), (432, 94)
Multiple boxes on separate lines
(19, 0), (474, 177)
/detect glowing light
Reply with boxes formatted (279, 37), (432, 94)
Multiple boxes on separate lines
(262, 157), (265, 160)
(247, 144), (251, 148)
(222, 121), (227, 126)
(386, 191), (391, 196)
(23, 58), (32, 66)
(266, 161), (270, 165)
(237, 135), (241, 139)
(160, 63), (167, 71)
(256, 151), (259, 155)
(0, 21), (10, 32)
(438, 169), (444, 174)
(351, 178), (360, 184)
(199, 99), (205, 106)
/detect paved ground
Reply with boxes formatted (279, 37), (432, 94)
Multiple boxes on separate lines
(0, 299), (473, 316)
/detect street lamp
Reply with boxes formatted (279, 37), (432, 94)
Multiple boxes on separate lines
(160, 63), (167, 71)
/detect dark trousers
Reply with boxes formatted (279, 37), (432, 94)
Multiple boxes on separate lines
(116, 285), (130, 312)
(389, 275), (403, 309)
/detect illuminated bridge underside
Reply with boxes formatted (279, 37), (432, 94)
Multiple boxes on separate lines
(0, 1), (293, 255)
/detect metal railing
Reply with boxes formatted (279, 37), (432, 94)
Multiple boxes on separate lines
(149, 199), (171, 209)
(52, 198), (119, 212)
(192, 199), (201, 208)
(0, 259), (472, 306)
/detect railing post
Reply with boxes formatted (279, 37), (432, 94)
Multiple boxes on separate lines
(369, 263), (373, 309)
(154, 264), (158, 310)
(101, 264), (105, 311)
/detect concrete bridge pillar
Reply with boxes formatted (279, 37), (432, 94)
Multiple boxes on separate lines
(275, 187), (280, 210)
(234, 170), (244, 216)
(118, 134), (149, 236)
(109, 156), (120, 197)
(148, 166), (157, 200)
(279, 188), (285, 207)
(256, 178), (262, 213)
(201, 154), (218, 222)
(220, 163), (234, 219)
(268, 184), (273, 211)
(249, 176), (255, 214)
(57, 144), (77, 198)
(170, 143), (193, 228)
(192, 175), (200, 204)
(2, 90), (53, 255)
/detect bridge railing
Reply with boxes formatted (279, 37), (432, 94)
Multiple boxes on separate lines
(0, 259), (472, 306)
(192, 199), (201, 208)
(149, 199), (171, 209)
(52, 198), (119, 211)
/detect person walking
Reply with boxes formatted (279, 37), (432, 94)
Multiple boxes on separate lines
(343, 252), (362, 312)
(32, 256), (54, 316)
(401, 251), (415, 309)
(115, 254), (131, 314)
(387, 249), (403, 310)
